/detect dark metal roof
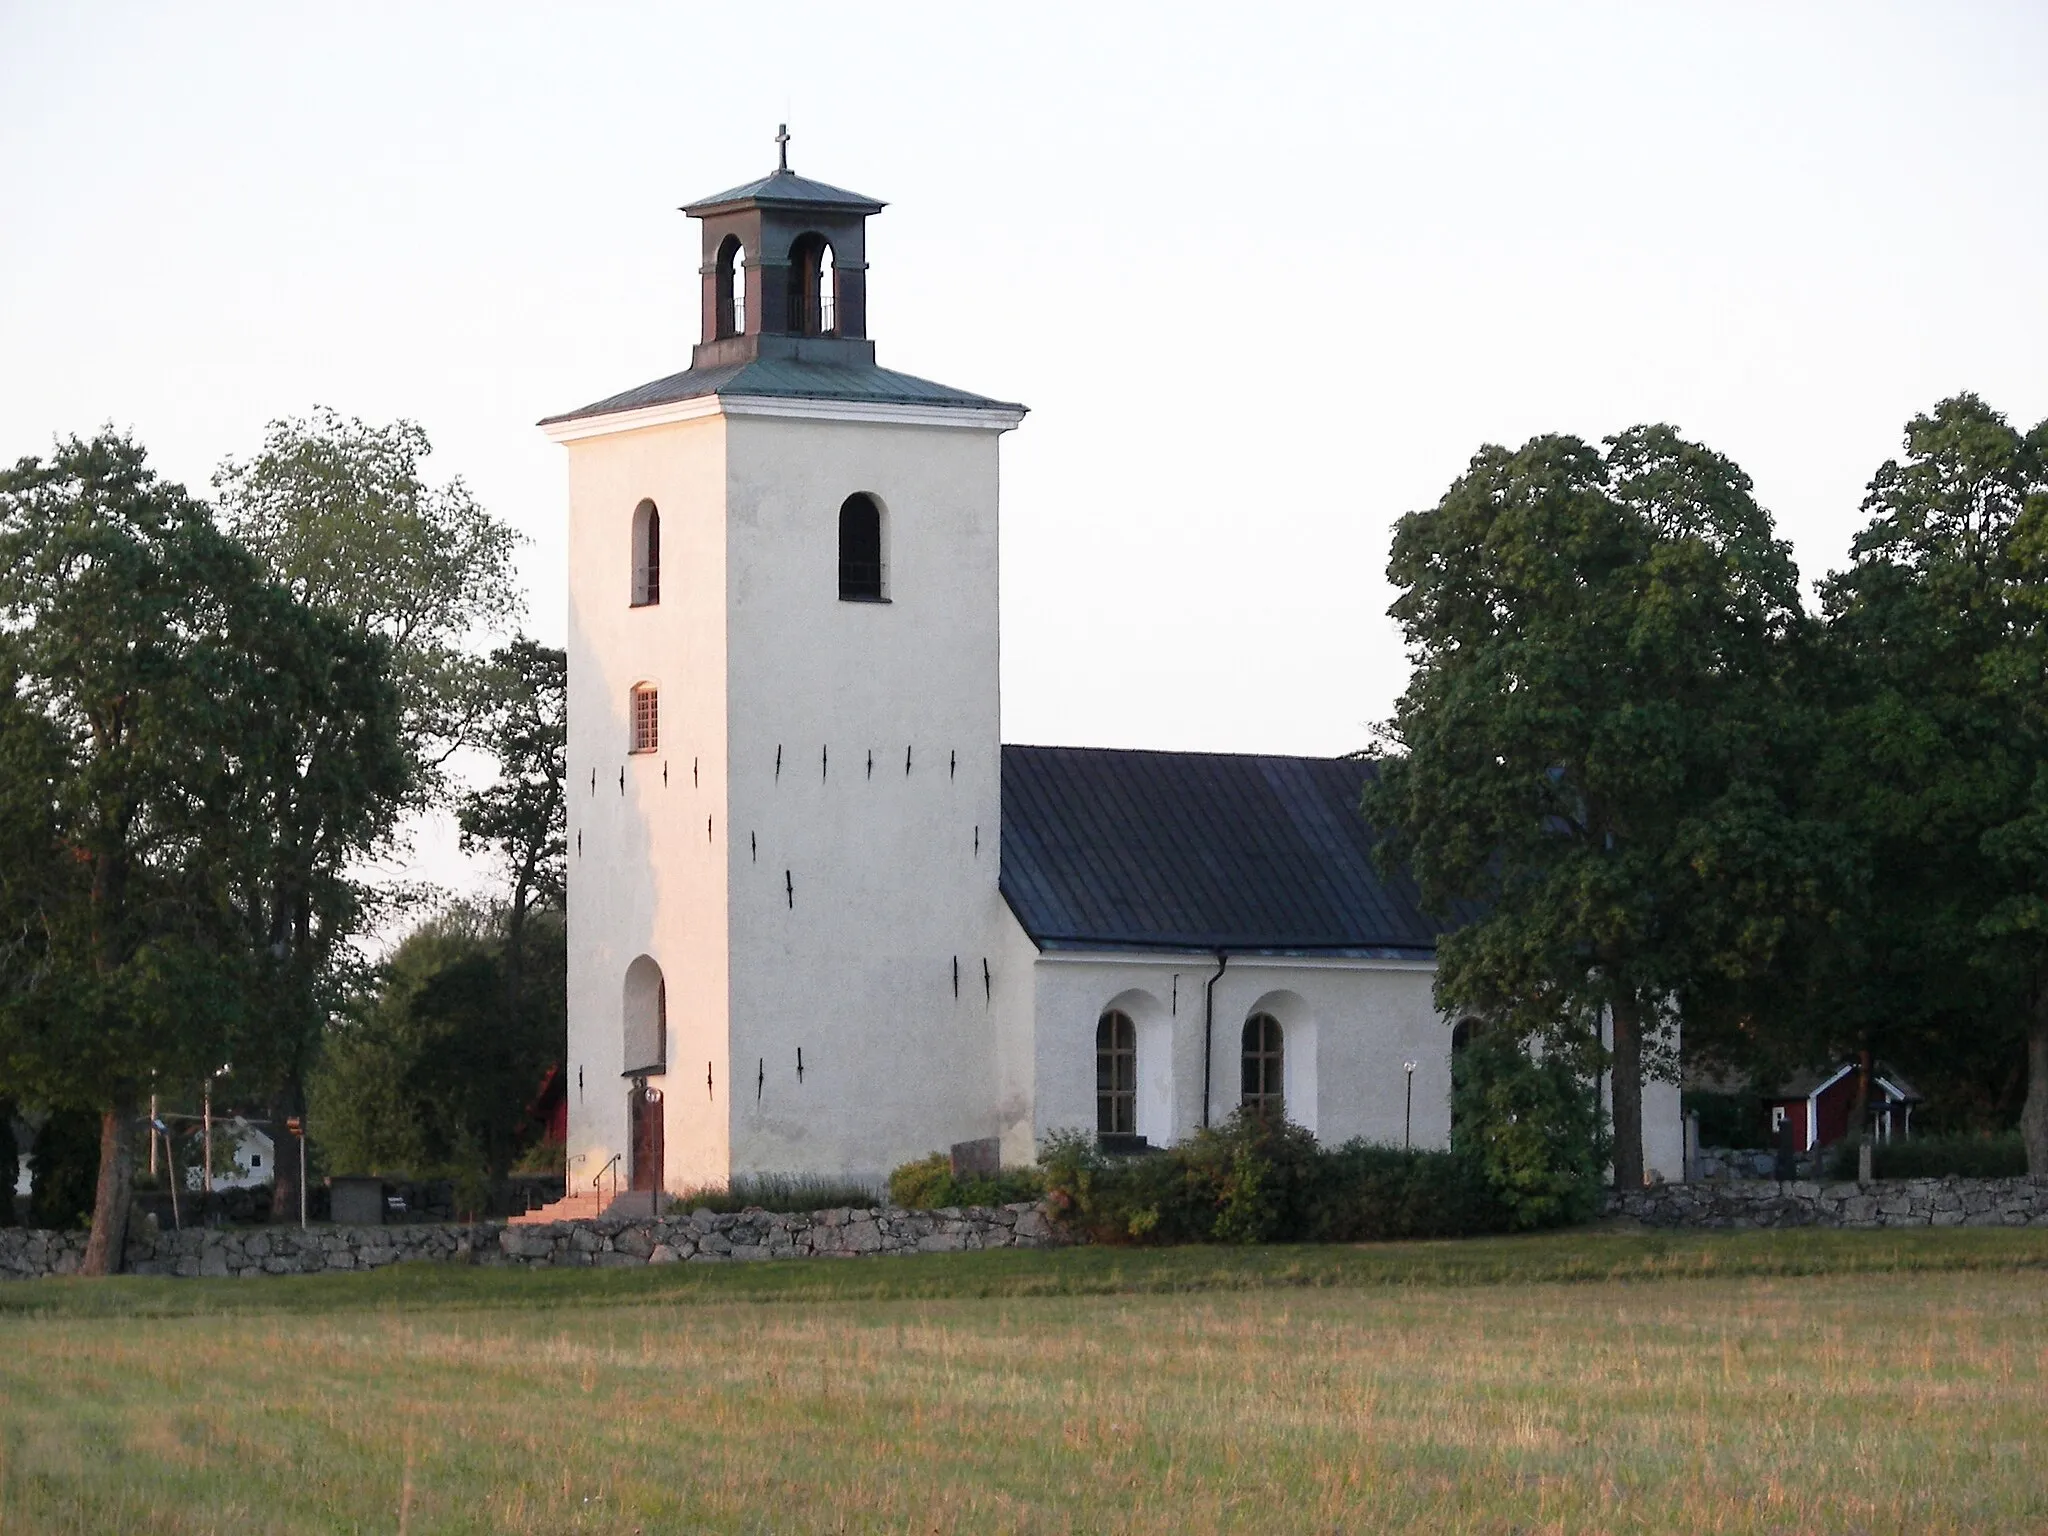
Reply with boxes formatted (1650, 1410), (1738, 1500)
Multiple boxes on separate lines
(999, 745), (1451, 957)
(540, 357), (1022, 427)
(683, 168), (886, 217)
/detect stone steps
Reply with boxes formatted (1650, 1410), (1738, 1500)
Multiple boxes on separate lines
(508, 1189), (661, 1226)
(508, 1192), (601, 1227)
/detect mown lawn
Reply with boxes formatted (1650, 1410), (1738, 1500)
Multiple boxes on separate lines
(2, 1228), (2044, 1533)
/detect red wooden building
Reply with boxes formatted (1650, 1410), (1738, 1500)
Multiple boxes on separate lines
(1763, 1062), (1921, 1152)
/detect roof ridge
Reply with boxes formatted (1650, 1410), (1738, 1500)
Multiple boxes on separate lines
(1002, 742), (1374, 766)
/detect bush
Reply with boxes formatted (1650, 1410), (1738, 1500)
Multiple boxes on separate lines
(512, 1135), (565, 1176)
(1037, 1114), (1514, 1246)
(675, 1172), (883, 1215)
(1451, 1029), (1609, 1230)
(1823, 1132), (2028, 1181)
(27, 1107), (101, 1231)
(887, 1154), (1043, 1211)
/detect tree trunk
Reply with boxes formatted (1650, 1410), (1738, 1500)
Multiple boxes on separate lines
(1847, 1046), (1873, 1150)
(2022, 986), (2048, 1177)
(80, 1103), (138, 1276)
(268, 1081), (303, 1225)
(1610, 995), (1645, 1189)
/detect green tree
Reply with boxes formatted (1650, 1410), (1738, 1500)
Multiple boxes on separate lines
(0, 433), (264, 1270)
(1368, 426), (1816, 1186)
(310, 906), (564, 1211)
(1450, 1027), (1608, 1228)
(0, 432), (405, 1266)
(25, 1109), (101, 1232)
(214, 409), (511, 1222)
(213, 408), (523, 798)
(457, 639), (566, 1056)
(214, 585), (407, 1228)
(1817, 395), (2048, 1167)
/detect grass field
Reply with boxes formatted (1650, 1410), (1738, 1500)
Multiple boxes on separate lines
(2, 1228), (2045, 1533)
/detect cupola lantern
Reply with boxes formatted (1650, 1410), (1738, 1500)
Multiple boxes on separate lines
(682, 126), (887, 371)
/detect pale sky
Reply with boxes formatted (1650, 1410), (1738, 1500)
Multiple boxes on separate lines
(4, 2), (2045, 902)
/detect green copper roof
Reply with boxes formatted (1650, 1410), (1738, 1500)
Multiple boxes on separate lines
(540, 357), (1023, 426)
(682, 168), (886, 217)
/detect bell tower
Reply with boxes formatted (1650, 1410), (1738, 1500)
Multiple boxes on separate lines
(543, 134), (1026, 1197)
(686, 125), (884, 371)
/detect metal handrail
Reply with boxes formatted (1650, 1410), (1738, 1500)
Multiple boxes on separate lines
(593, 1153), (622, 1211)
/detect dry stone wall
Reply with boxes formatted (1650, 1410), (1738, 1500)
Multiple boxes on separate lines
(0, 1202), (1062, 1282)
(1608, 1176), (2048, 1229)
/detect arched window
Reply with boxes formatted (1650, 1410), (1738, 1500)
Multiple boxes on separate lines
(630, 683), (658, 753)
(717, 237), (747, 338)
(1241, 1013), (1284, 1119)
(631, 499), (660, 606)
(838, 493), (885, 601)
(1096, 1010), (1137, 1137)
(787, 233), (834, 335)
(622, 956), (667, 1076)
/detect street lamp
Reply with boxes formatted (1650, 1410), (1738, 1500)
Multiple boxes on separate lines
(202, 1062), (231, 1214)
(1403, 1062), (1418, 1151)
(284, 1117), (307, 1229)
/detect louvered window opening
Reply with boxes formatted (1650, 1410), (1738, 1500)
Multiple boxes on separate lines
(838, 493), (885, 601)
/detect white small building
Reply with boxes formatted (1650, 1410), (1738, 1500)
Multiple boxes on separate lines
(542, 142), (1682, 1198)
(186, 1117), (275, 1192)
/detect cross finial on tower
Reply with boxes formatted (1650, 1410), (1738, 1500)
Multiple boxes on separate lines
(775, 123), (790, 173)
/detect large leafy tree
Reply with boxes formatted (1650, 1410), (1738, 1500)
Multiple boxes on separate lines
(1818, 395), (2048, 1166)
(0, 434), (264, 1271)
(310, 642), (565, 1209)
(213, 408), (523, 800)
(0, 432), (409, 1268)
(214, 587), (408, 1227)
(458, 639), (567, 1040)
(214, 409), (516, 1220)
(1368, 425), (1816, 1186)
(310, 906), (565, 1211)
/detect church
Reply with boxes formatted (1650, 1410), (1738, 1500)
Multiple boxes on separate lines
(540, 140), (1684, 1201)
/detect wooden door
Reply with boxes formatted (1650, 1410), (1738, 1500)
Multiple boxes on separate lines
(629, 1084), (664, 1193)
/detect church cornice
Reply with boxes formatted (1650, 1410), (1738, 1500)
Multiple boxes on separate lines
(540, 393), (1026, 443)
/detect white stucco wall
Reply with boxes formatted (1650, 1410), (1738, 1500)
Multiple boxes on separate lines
(553, 395), (1020, 1194)
(1024, 951), (1456, 1155)
(558, 411), (731, 1195)
(722, 411), (1013, 1186)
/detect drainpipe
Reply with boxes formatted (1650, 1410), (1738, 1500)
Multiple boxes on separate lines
(1201, 951), (1230, 1129)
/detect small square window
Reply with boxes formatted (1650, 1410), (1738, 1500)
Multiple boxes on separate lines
(630, 686), (658, 753)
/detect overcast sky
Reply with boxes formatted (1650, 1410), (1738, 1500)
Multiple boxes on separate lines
(5, 2), (2045, 898)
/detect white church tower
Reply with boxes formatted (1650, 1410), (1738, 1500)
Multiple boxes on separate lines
(542, 136), (1026, 1201)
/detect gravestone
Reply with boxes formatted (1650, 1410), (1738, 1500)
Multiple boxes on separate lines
(329, 1177), (385, 1226)
(1772, 1121), (1799, 1182)
(949, 1138), (1001, 1181)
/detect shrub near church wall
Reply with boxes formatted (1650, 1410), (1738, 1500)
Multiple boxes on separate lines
(0, 1202), (1064, 1281)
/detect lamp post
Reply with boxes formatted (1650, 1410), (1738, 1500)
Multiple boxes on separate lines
(1403, 1062), (1418, 1151)
(285, 1117), (307, 1229)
